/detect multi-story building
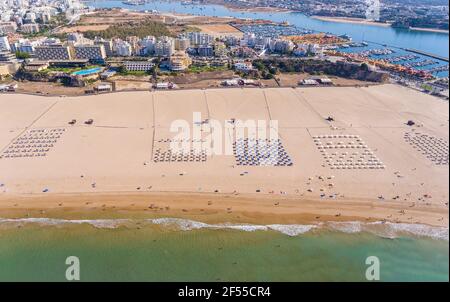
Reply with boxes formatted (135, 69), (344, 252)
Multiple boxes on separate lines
(67, 32), (92, 45)
(0, 50), (16, 62)
(213, 41), (227, 57)
(40, 12), (51, 24)
(0, 22), (17, 34)
(240, 32), (256, 48)
(20, 23), (39, 34)
(0, 36), (10, 51)
(126, 36), (140, 55)
(154, 36), (174, 57)
(210, 57), (228, 67)
(113, 39), (132, 57)
(139, 36), (156, 55)
(94, 38), (113, 57)
(123, 60), (155, 72)
(254, 37), (271, 50)
(225, 36), (239, 46)
(35, 44), (72, 60)
(197, 45), (214, 57)
(10, 39), (35, 53)
(269, 39), (294, 54)
(169, 51), (192, 71)
(139, 36), (156, 56)
(294, 43), (324, 57)
(187, 32), (213, 47)
(74, 44), (106, 62)
(174, 37), (190, 51)
(41, 37), (62, 46)
(24, 12), (36, 23)
(234, 61), (254, 72)
(24, 60), (50, 72)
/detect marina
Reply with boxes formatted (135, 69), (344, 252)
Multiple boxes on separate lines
(338, 42), (449, 77)
(87, 0), (449, 77)
(404, 48), (450, 63)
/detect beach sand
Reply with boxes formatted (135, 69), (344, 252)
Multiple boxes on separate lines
(0, 85), (448, 227)
(311, 16), (391, 27)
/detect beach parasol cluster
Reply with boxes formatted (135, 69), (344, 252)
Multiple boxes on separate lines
(313, 134), (385, 170)
(404, 131), (449, 165)
(233, 138), (293, 167)
(0, 128), (65, 159)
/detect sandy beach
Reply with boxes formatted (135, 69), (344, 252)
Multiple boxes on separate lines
(311, 16), (449, 34)
(409, 27), (449, 34)
(311, 16), (391, 27)
(0, 85), (448, 228)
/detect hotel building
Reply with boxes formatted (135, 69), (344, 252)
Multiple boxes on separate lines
(74, 44), (106, 62)
(123, 60), (155, 72)
(35, 45), (72, 60)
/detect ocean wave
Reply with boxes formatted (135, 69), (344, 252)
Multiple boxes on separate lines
(149, 218), (316, 236)
(0, 217), (447, 240)
(267, 224), (317, 236)
(149, 218), (269, 232)
(326, 221), (449, 241)
(0, 218), (132, 229)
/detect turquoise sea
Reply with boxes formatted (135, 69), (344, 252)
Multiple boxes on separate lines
(0, 219), (448, 281)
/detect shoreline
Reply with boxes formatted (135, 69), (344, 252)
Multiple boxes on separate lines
(311, 16), (449, 34)
(409, 26), (449, 34)
(311, 15), (390, 27)
(0, 192), (447, 228)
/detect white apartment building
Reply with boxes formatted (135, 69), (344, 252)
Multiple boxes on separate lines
(0, 36), (10, 51)
(139, 36), (156, 55)
(187, 32), (213, 46)
(123, 61), (155, 72)
(21, 23), (40, 34)
(0, 21), (17, 34)
(113, 40), (132, 57)
(154, 36), (174, 57)
(234, 62), (254, 72)
(240, 32), (256, 47)
(67, 32), (92, 45)
(174, 37), (190, 51)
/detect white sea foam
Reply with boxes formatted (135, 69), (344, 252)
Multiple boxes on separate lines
(0, 218), (131, 229)
(326, 221), (363, 233)
(150, 218), (209, 231)
(0, 217), (447, 240)
(326, 221), (449, 241)
(373, 222), (449, 241)
(149, 218), (268, 232)
(267, 224), (317, 236)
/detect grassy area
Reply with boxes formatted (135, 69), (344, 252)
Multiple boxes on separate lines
(182, 26), (202, 33)
(84, 21), (171, 39)
(187, 65), (229, 73)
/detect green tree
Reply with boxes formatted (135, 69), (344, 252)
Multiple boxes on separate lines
(15, 51), (31, 59)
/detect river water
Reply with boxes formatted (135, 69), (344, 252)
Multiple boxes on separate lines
(87, 0), (449, 58)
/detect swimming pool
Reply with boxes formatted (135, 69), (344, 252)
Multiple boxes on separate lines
(72, 67), (102, 76)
